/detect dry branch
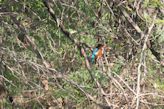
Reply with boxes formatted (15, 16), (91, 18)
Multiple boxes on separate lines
(136, 14), (156, 109)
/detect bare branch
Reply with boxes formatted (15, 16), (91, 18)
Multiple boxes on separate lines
(136, 14), (156, 109)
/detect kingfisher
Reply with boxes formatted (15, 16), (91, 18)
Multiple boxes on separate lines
(90, 43), (109, 65)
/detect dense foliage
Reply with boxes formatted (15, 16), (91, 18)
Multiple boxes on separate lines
(0, 0), (164, 108)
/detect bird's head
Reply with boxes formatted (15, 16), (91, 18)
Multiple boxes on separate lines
(97, 43), (104, 48)
(97, 43), (110, 49)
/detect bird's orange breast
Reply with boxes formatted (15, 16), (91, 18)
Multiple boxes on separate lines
(94, 49), (102, 58)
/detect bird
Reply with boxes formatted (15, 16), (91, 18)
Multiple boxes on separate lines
(90, 43), (109, 65)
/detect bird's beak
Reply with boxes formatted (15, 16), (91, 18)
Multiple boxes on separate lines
(103, 46), (110, 49)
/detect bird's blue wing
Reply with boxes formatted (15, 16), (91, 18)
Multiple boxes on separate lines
(90, 48), (98, 65)
(91, 48), (98, 59)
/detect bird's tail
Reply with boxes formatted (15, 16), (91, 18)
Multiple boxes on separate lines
(90, 58), (94, 65)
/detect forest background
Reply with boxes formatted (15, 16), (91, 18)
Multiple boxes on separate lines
(0, 0), (164, 109)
